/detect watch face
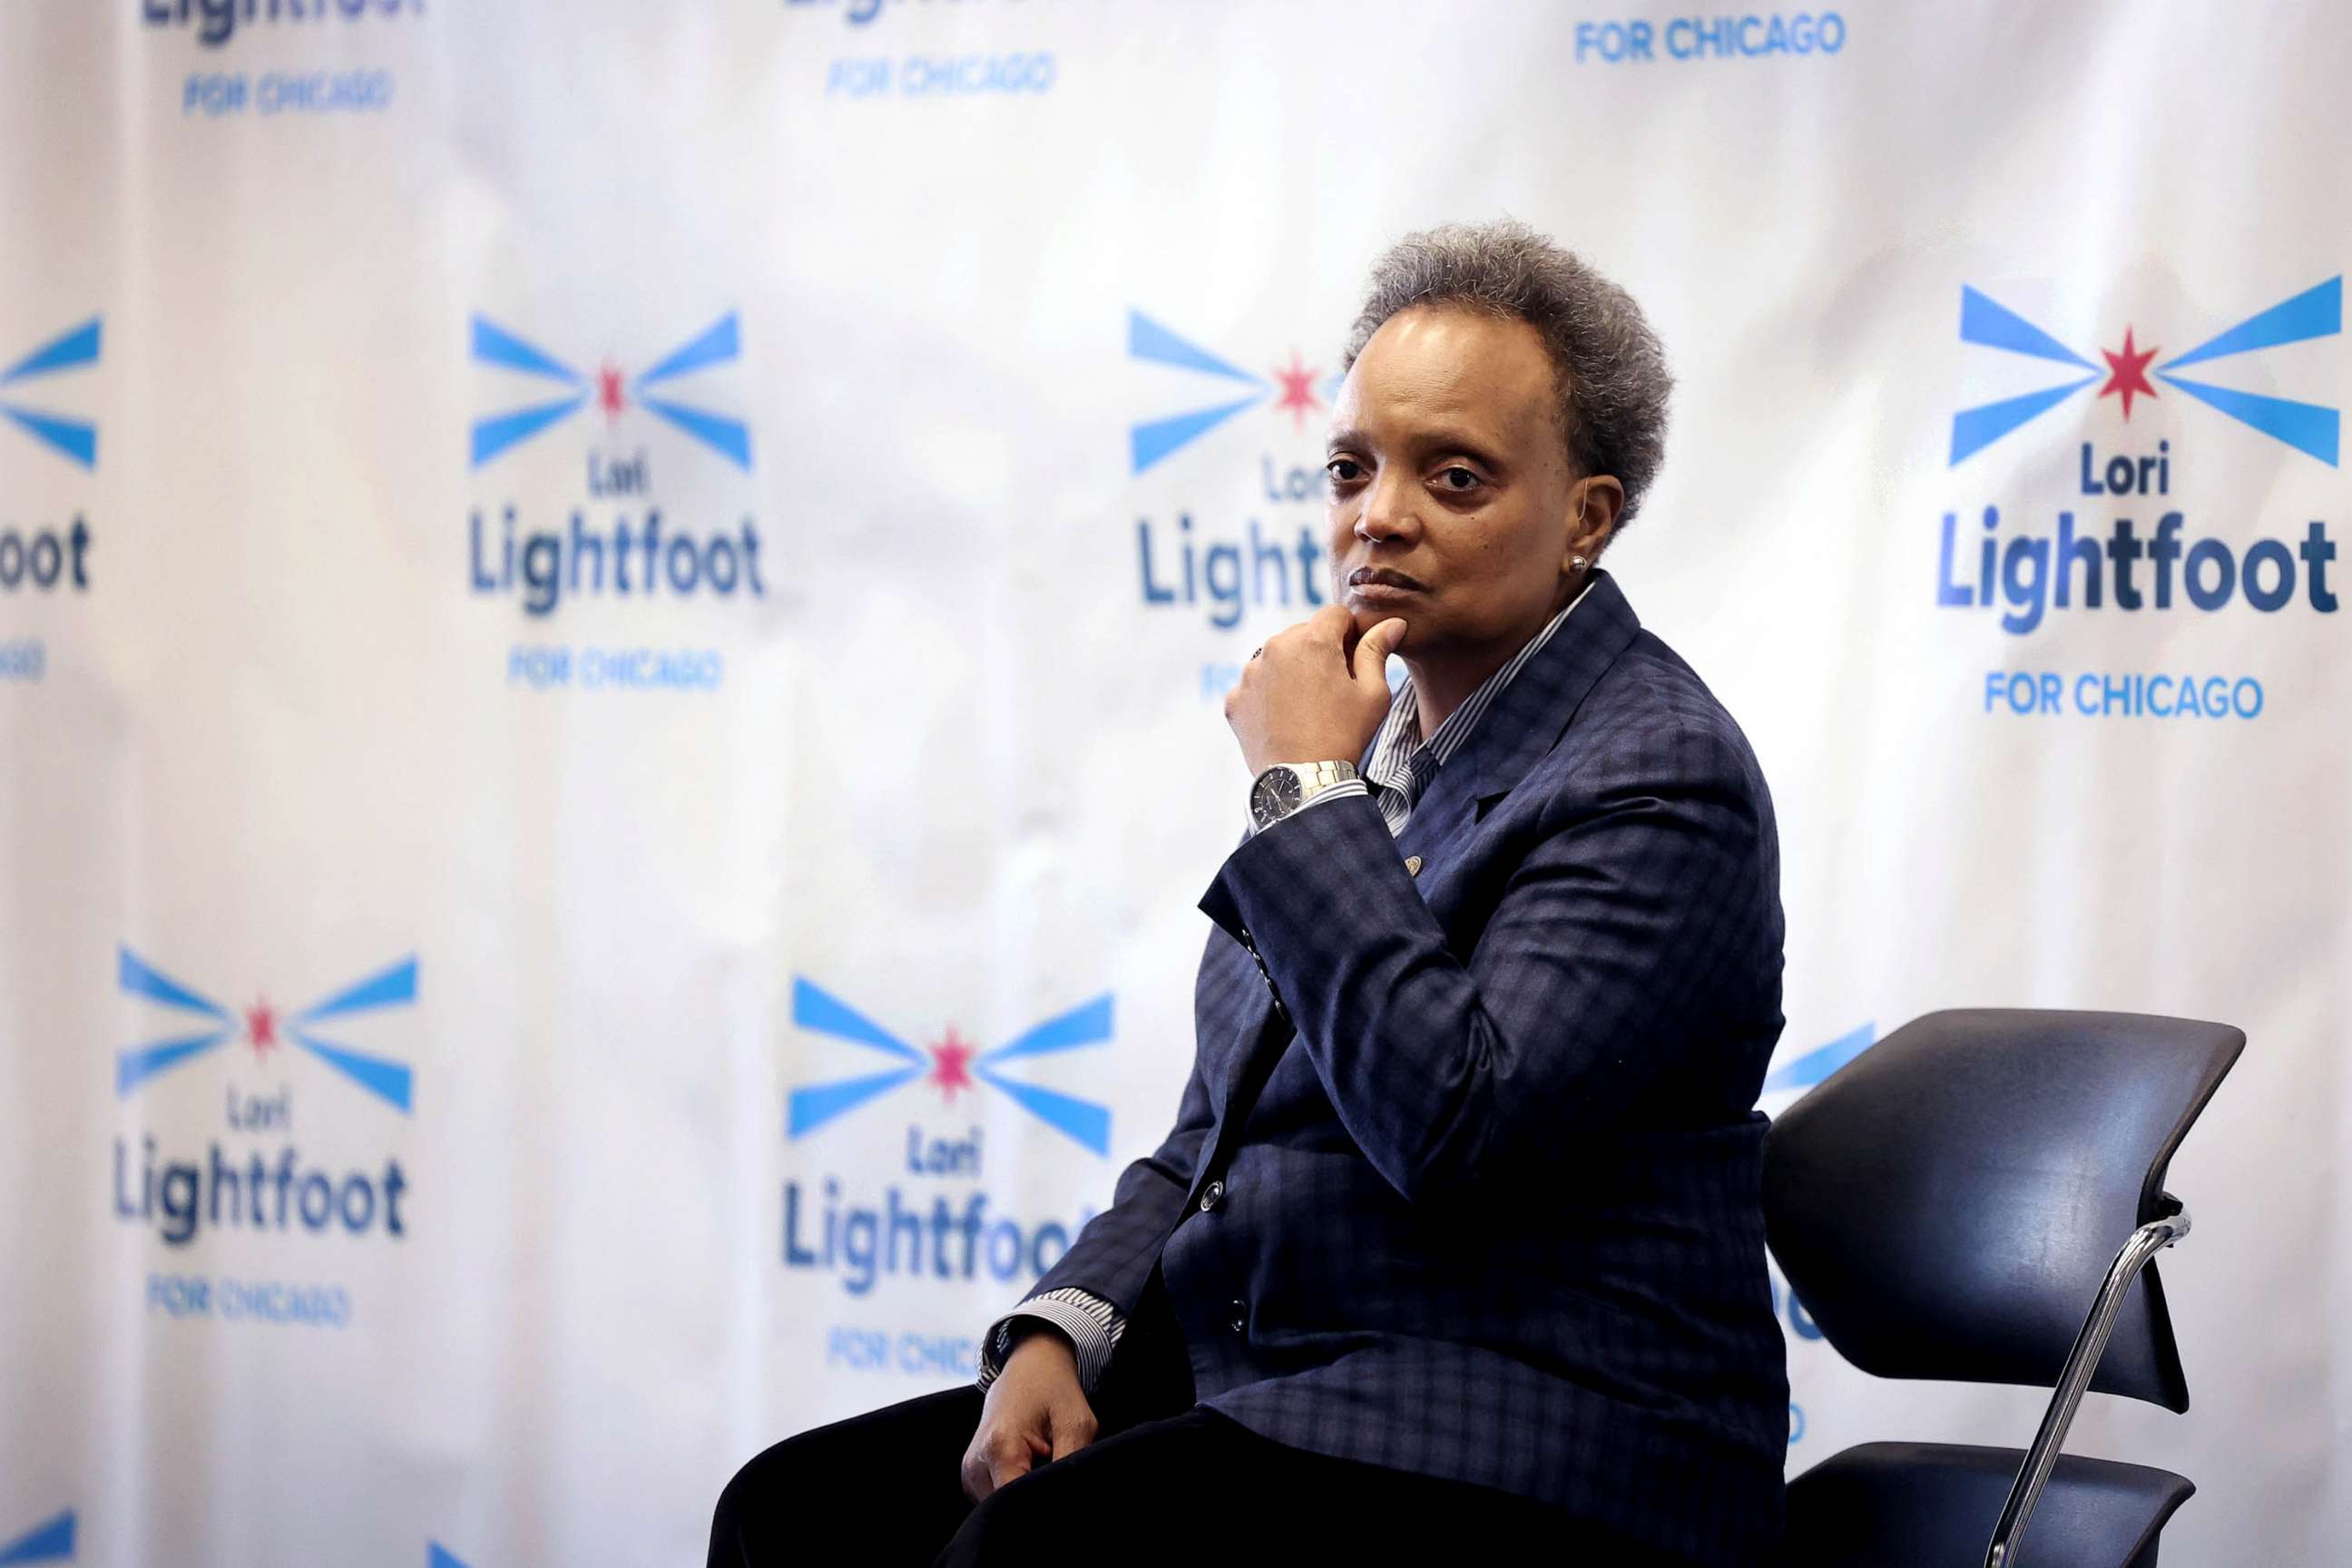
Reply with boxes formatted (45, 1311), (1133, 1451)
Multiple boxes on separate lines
(1251, 767), (1303, 826)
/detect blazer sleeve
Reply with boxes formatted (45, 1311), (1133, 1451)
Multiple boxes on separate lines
(1198, 716), (1775, 1205)
(1024, 1044), (1216, 1315)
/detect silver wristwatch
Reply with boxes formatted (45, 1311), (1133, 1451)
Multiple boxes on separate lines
(1249, 760), (1359, 830)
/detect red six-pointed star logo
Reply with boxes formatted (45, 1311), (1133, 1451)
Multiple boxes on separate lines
(245, 998), (278, 1063)
(928, 1025), (977, 1102)
(1272, 349), (1322, 431)
(2099, 328), (2161, 421)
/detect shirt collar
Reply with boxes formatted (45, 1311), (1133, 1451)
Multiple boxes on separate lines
(1366, 576), (1597, 793)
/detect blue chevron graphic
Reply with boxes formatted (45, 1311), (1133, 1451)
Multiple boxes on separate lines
(470, 311), (750, 470)
(636, 396), (751, 469)
(0, 318), (100, 470)
(788, 978), (1113, 1152)
(470, 314), (587, 467)
(0, 1509), (74, 1564)
(2161, 277), (2340, 371)
(1950, 287), (2098, 463)
(632, 313), (751, 469)
(1952, 280), (2340, 466)
(1128, 310), (1271, 474)
(981, 995), (1114, 1063)
(1950, 377), (2098, 465)
(115, 946), (233, 1094)
(974, 1068), (1111, 1154)
(636, 314), (739, 387)
(428, 1544), (469, 1568)
(2156, 277), (2342, 466)
(1759, 1022), (1877, 1098)
(297, 956), (418, 1024)
(117, 947), (416, 1112)
(977, 994), (1116, 1154)
(1959, 288), (2094, 368)
(469, 395), (586, 469)
(2157, 377), (2338, 466)
(469, 316), (583, 384)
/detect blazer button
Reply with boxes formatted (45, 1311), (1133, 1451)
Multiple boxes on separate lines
(1199, 1179), (1225, 1213)
(1227, 1298), (1247, 1335)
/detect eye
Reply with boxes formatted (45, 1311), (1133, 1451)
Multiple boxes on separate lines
(1436, 466), (1481, 492)
(1326, 457), (1366, 485)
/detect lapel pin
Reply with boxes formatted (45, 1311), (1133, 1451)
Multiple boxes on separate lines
(1405, 856), (1423, 877)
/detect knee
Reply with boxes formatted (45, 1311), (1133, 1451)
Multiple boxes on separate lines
(709, 1436), (805, 1562)
(939, 1474), (1053, 1563)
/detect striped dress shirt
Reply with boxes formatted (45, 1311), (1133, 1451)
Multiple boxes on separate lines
(978, 581), (1595, 1395)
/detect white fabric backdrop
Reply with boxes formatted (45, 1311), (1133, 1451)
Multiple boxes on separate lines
(1, 1), (2343, 1562)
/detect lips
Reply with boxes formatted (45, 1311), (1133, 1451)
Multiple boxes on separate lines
(1347, 565), (1429, 593)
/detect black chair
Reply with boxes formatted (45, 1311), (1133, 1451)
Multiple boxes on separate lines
(1764, 1009), (2243, 1568)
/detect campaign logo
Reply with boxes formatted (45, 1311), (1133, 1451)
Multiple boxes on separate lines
(113, 946), (416, 1267)
(1, 319), (99, 471)
(469, 314), (750, 474)
(1951, 277), (2340, 466)
(787, 976), (1112, 1154)
(1, 320), (98, 624)
(0, 1510), (74, 1564)
(1936, 279), (2340, 717)
(782, 978), (1112, 1360)
(1128, 311), (1341, 475)
(1127, 311), (1344, 661)
(469, 309), (766, 689)
(117, 946), (415, 1111)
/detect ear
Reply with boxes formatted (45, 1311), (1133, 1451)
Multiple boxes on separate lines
(1563, 475), (1625, 569)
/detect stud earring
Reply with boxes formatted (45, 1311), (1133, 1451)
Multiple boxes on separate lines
(1572, 555), (1588, 569)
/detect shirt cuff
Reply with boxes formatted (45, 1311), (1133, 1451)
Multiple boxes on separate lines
(976, 1287), (1126, 1395)
(1248, 778), (1369, 837)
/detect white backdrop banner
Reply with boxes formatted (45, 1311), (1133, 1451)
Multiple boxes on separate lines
(1, 1), (2344, 1562)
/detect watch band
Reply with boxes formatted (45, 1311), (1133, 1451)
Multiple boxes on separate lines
(1250, 760), (1360, 830)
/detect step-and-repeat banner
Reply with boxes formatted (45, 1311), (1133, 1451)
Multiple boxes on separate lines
(3, 2), (2344, 1562)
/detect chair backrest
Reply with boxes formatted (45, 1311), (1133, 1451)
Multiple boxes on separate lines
(1763, 1009), (2242, 1411)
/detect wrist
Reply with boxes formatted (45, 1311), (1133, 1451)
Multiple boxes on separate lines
(1004, 1323), (1079, 1375)
(1249, 760), (1360, 829)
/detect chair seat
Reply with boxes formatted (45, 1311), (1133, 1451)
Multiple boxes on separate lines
(1787, 1441), (2195, 1568)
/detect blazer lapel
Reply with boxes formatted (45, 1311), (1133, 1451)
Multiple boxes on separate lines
(1455, 570), (1642, 811)
(1393, 572), (1643, 872)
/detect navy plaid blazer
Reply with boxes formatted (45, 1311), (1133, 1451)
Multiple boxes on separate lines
(1033, 572), (1788, 1563)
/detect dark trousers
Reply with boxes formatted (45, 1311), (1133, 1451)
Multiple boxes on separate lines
(710, 1385), (1681, 1566)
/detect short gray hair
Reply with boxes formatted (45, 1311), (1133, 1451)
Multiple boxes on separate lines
(1342, 220), (1672, 524)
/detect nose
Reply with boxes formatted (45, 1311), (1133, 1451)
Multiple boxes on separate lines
(1354, 468), (1420, 547)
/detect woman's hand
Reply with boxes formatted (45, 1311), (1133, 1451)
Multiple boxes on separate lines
(959, 1330), (1100, 1501)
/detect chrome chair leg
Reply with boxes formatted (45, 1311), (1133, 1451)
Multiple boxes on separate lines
(1984, 1206), (2191, 1568)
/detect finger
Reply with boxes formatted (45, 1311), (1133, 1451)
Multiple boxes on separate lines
(1350, 617), (1407, 685)
(1308, 603), (1355, 644)
(961, 1444), (993, 1502)
(986, 1431), (1034, 1493)
(1048, 1406), (1100, 1462)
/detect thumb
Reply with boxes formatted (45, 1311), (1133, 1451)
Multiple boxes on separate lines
(1351, 617), (1407, 688)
